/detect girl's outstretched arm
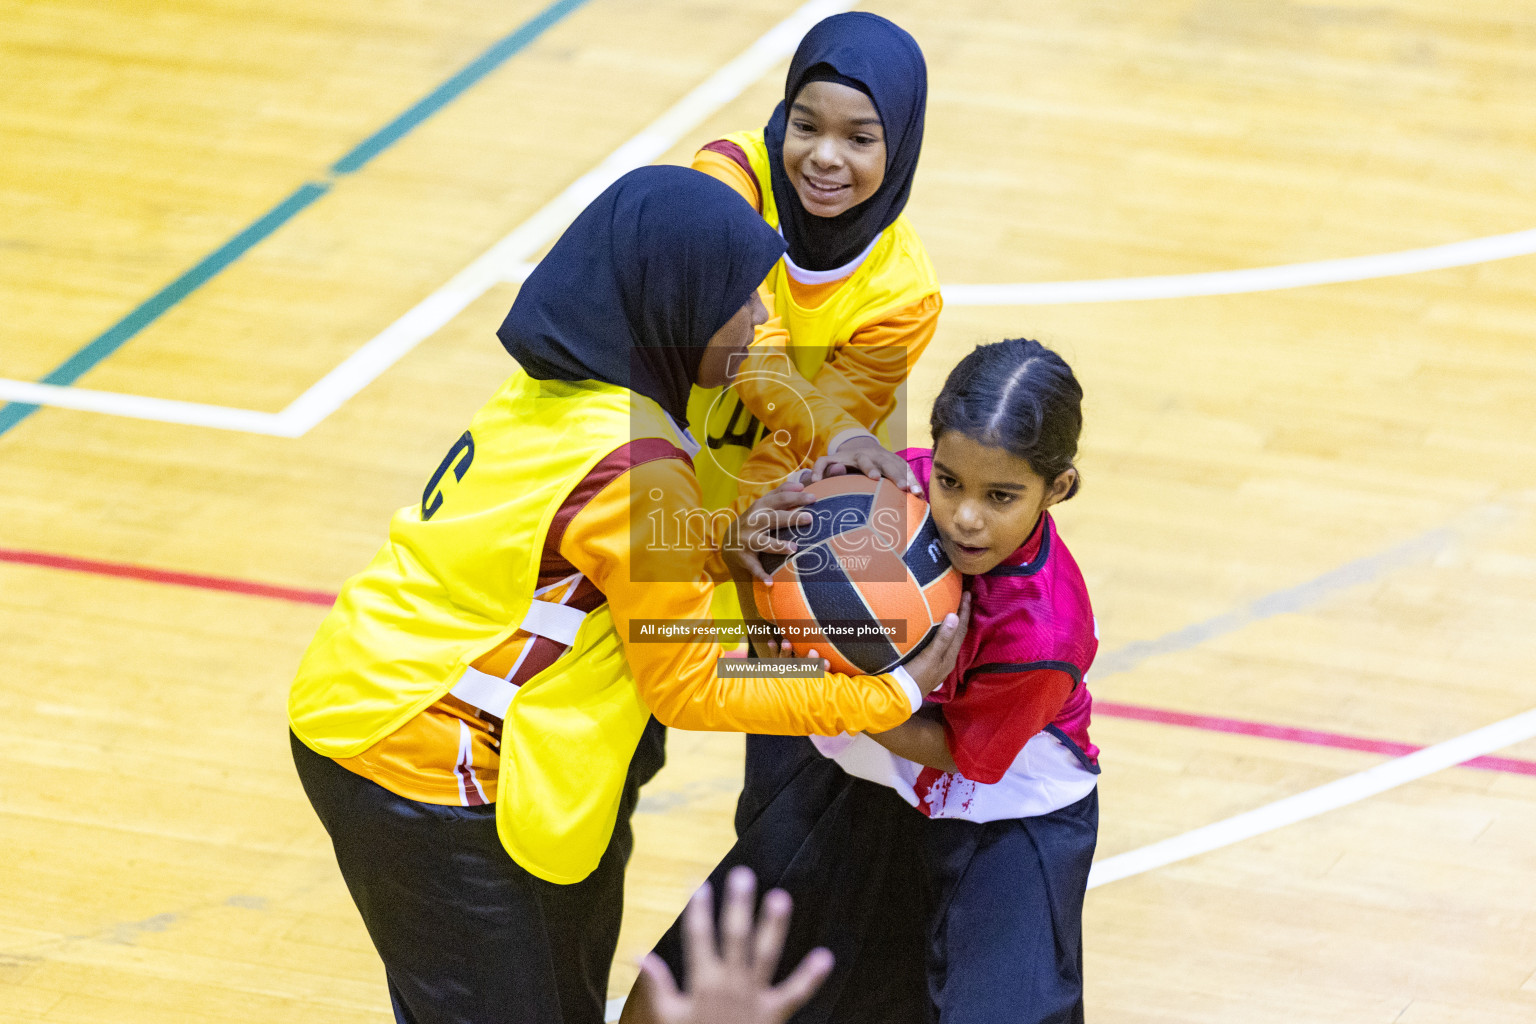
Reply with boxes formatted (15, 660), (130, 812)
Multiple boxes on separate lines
(560, 453), (924, 735)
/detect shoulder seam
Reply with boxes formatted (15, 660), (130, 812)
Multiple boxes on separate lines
(963, 659), (1083, 687)
(547, 438), (691, 555)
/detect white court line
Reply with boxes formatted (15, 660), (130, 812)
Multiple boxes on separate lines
(0, 0), (857, 437)
(1088, 704), (1536, 887)
(277, 0), (859, 436)
(0, 378), (301, 436)
(12, 223), (1536, 432)
(942, 226), (1536, 306)
(601, 703), (1536, 1020)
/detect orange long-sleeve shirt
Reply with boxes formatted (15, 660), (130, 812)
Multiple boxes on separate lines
(341, 439), (922, 805)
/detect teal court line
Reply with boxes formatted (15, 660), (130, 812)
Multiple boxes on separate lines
(0, 0), (593, 439)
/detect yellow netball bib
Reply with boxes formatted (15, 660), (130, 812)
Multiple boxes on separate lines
(290, 372), (686, 883)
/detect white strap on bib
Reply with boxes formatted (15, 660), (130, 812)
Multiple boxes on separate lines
(519, 599), (588, 646)
(447, 599), (589, 718)
(450, 666), (519, 719)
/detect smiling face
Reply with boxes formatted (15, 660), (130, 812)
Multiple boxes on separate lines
(927, 431), (1077, 575)
(781, 80), (886, 219)
(695, 290), (769, 389)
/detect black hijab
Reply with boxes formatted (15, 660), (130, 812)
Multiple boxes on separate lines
(497, 166), (785, 423)
(763, 12), (927, 273)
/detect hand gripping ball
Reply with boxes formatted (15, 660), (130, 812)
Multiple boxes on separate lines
(752, 475), (963, 676)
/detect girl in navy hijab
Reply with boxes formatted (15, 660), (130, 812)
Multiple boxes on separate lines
(291, 165), (970, 1024)
(762, 11), (928, 273)
(686, 11), (941, 517)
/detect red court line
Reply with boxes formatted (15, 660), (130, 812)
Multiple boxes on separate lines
(1095, 700), (1536, 777)
(0, 546), (337, 607)
(5, 544), (1535, 777)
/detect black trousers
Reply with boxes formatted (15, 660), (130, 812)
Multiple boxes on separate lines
(658, 734), (1098, 1024)
(292, 721), (665, 1024)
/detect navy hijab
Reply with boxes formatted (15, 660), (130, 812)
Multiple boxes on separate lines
(497, 166), (785, 424)
(764, 13), (927, 272)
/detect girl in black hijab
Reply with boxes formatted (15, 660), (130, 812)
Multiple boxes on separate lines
(687, 10), (940, 521)
(289, 164), (968, 1024)
(762, 11), (927, 274)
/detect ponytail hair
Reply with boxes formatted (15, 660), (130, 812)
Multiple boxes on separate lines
(930, 338), (1083, 500)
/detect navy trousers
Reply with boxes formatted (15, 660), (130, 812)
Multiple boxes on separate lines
(658, 734), (1098, 1024)
(292, 721), (665, 1024)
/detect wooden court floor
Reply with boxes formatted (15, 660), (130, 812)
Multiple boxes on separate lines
(2, 0), (1534, 1020)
